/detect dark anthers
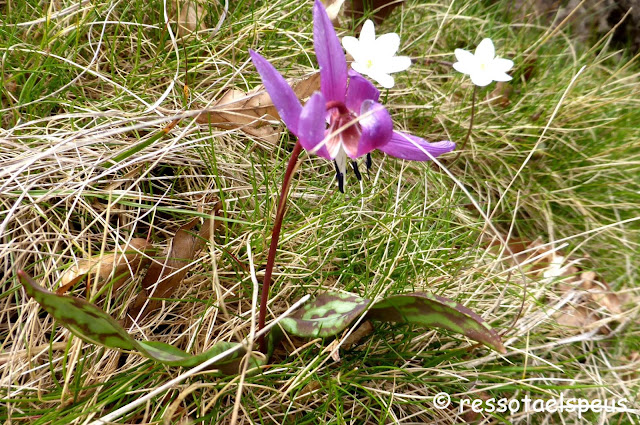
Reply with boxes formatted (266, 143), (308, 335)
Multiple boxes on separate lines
(333, 161), (345, 193)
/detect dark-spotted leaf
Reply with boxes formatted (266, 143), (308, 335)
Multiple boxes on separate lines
(367, 293), (506, 354)
(281, 291), (505, 353)
(17, 270), (265, 374)
(279, 292), (368, 337)
(20, 270), (136, 350)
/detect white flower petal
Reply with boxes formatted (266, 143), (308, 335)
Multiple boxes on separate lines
(491, 58), (514, 73)
(475, 38), (495, 61)
(454, 48), (474, 63)
(381, 56), (411, 73)
(342, 36), (361, 61)
(453, 60), (476, 75)
(351, 61), (369, 75)
(490, 72), (512, 82)
(375, 32), (400, 57)
(470, 71), (493, 87)
(368, 70), (395, 88)
(359, 19), (376, 44)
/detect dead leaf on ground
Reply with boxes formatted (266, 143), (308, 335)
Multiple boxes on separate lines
(126, 202), (223, 323)
(579, 271), (622, 314)
(462, 390), (491, 423)
(621, 352), (640, 381)
(324, 319), (373, 361)
(348, 0), (403, 24)
(486, 237), (555, 274)
(57, 238), (154, 295)
(488, 82), (512, 107)
(173, 0), (208, 37)
(341, 320), (373, 350)
(324, 320), (374, 361)
(487, 235), (627, 336)
(322, 0), (346, 22)
(196, 73), (321, 144)
(556, 305), (598, 329)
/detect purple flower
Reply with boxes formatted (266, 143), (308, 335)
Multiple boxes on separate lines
(250, 0), (455, 191)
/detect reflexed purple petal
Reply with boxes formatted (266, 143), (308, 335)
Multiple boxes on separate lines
(378, 131), (456, 161)
(250, 50), (302, 135)
(313, 0), (347, 102)
(345, 72), (380, 112)
(313, 144), (333, 160)
(356, 100), (393, 158)
(298, 91), (327, 153)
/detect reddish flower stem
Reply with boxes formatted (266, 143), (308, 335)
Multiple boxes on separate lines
(451, 85), (477, 165)
(258, 140), (303, 353)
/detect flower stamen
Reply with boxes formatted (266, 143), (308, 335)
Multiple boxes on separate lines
(351, 161), (362, 181)
(333, 160), (345, 193)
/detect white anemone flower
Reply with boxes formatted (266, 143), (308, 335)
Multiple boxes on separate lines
(342, 19), (412, 89)
(453, 38), (513, 87)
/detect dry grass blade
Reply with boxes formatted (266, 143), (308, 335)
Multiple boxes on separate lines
(127, 202), (222, 322)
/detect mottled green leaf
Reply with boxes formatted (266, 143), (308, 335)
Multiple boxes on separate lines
(367, 293), (506, 354)
(279, 292), (368, 337)
(17, 270), (265, 374)
(282, 291), (505, 353)
(20, 270), (136, 350)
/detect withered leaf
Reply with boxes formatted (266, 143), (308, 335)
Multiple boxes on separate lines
(57, 238), (154, 295)
(196, 73), (321, 144)
(488, 82), (512, 107)
(556, 305), (598, 329)
(127, 202), (223, 322)
(348, 0), (403, 24)
(579, 271), (622, 314)
(173, 0), (208, 37)
(321, 0), (346, 22)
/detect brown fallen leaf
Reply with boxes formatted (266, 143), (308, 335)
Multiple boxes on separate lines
(488, 81), (512, 107)
(173, 0), (208, 37)
(348, 0), (403, 24)
(126, 202), (223, 322)
(325, 320), (374, 362)
(521, 54), (537, 82)
(326, 339), (342, 362)
(322, 0), (346, 22)
(486, 237), (554, 274)
(341, 320), (373, 350)
(556, 305), (598, 329)
(57, 238), (154, 295)
(579, 271), (622, 314)
(462, 390), (491, 423)
(621, 352), (639, 381)
(196, 73), (321, 144)
(486, 235), (627, 336)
